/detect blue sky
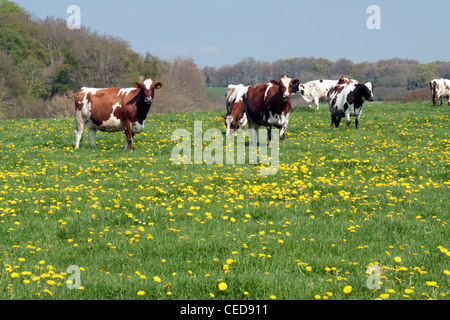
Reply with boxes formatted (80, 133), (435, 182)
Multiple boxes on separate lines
(13, 0), (450, 68)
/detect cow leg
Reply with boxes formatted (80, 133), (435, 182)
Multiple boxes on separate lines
(88, 128), (97, 148)
(74, 111), (84, 149)
(248, 122), (258, 146)
(280, 124), (288, 146)
(345, 113), (351, 129)
(314, 97), (320, 110)
(355, 111), (362, 129)
(124, 123), (133, 150)
(331, 114), (341, 128)
(336, 116), (343, 128)
(267, 124), (272, 147)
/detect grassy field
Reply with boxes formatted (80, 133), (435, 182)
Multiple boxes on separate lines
(0, 101), (449, 300)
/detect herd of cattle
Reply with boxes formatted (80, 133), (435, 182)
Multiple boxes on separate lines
(73, 75), (450, 150)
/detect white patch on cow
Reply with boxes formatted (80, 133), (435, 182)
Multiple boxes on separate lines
(280, 75), (292, 99)
(143, 79), (153, 90)
(268, 111), (290, 128)
(81, 87), (104, 95)
(118, 88), (137, 96)
(364, 81), (373, 92)
(132, 120), (145, 134)
(268, 111), (290, 139)
(229, 84), (246, 103)
(239, 113), (248, 129)
(264, 82), (273, 101)
(100, 102), (122, 131)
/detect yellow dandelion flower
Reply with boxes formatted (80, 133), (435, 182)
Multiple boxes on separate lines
(43, 289), (52, 296)
(218, 282), (227, 290)
(343, 286), (352, 294)
(154, 276), (162, 283)
(394, 257), (402, 263)
(137, 291), (145, 296)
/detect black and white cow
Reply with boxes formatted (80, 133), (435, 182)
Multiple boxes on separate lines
(328, 76), (374, 129)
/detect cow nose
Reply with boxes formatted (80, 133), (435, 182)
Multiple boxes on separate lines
(145, 97), (152, 104)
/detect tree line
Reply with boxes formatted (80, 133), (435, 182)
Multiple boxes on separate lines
(203, 56), (450, 103)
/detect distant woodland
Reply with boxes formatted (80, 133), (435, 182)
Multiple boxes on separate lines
(0, 0), (448, 119)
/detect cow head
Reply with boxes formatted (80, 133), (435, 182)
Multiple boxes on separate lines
(223, 115), (236, 134)
(134, 78), (163, 104)
(272, 75), (300, 102)
(361, 81), (374, 101)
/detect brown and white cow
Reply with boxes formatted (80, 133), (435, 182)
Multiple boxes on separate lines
(74, 78), (162, 150)
(223, 84), (248, 135)
(244, 75), (300, 145)
(328, 76), (374, 129)
(430, 78), (450, 106)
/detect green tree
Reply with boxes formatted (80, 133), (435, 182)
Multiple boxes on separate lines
(0, 0), (25, 15)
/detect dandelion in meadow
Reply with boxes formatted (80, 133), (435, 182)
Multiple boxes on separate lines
(218, 282), (227, 291)
(343, 286), (352, 294)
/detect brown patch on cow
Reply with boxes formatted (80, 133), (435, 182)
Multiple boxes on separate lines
(346, 89), (355, 105)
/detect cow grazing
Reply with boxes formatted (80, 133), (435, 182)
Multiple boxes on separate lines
(244, 75), (300, 145)
(430, 78), (450, 106)
(223, 84), (248, 135)
(74, 78), (162, 150)
(328, 76), (374, 129)
(297, 79), (338, 110)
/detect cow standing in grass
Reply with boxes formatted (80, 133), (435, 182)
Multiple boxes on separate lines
(430, 78), (450, 106)
(74, 78), (162, 150)
(297, 79), (338, 110)
(223, 84), (248, 135)
(244, 75), (300, 145)
(328, 76), (374, 129)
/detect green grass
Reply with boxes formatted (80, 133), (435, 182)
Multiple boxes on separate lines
(0, 101), (449, 300)
(206, 87), (227, 97)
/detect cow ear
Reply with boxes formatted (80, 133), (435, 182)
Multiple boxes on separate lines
(270, 80), (280, 85)
(292, 79), (300, 86)
(154, 82), (163, 89)
(133, 82), (141, 89)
